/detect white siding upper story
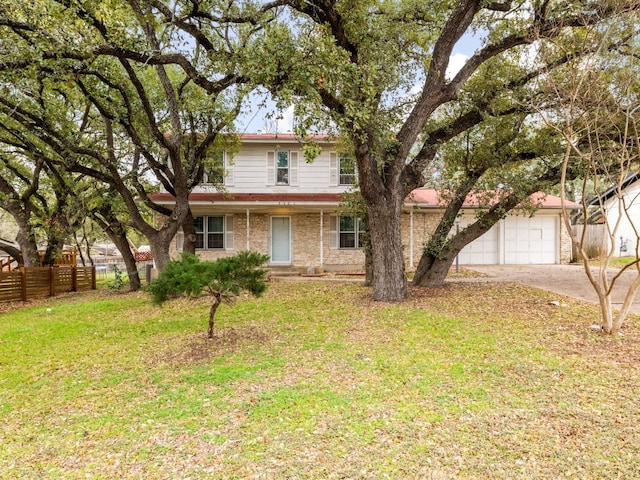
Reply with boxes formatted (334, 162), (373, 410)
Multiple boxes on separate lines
(604, 179), (640, 256)
(185, 134), (354, 195)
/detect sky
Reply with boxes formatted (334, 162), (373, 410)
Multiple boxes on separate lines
(236, 32), (483, 133)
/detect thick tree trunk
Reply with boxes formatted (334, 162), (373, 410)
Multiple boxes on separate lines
(142, 202), (188, 271)
(92, 208), (141, 290)
(145, 195), (190, 271)
(366, 198), (406, 302)
(361, 214), (374, 286)
(14, 216), (40, 267)
(364, 246), (374, 287)
(412, 253), (456, 288)
(0, 243), (22, 265)
(181, 209), (197, 255)
(208, 294), (222, 338)
(150, 236), (172, 271)
(107, 229), (141, 291)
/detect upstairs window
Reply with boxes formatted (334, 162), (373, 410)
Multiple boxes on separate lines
(201, 151), (224, 185)
(339, 155), (356, 185)
(276, 150), (289, 185)
(267, 150), (298, 186)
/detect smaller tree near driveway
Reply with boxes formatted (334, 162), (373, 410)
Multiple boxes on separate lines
(149, 251), (269, 339)
(537, 17), (640, 335)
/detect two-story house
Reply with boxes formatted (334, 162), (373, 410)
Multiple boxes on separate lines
(150, 133), (575, 270)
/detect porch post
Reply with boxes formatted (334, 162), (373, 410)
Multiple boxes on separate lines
(320, 211), (324, 267)
(409, 209), (414, 269)
(246, 209), (250, 250)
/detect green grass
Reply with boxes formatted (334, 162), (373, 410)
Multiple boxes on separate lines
(1, 282), (639, 478)
(586, 256), (639, 269)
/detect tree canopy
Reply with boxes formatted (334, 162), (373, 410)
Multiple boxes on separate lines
(250, 0), (640, 300)
(0, 0), (263, 269)
(2, 0), (640, 302)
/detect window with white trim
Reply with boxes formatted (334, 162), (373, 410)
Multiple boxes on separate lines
(339, 155), (356, 185)
(193, 215), (234, 250)
(276, 150), (289, 185)
(339, 216), (363, 248)
(267, 150), (298, 186)
(330, 215), (363, 249)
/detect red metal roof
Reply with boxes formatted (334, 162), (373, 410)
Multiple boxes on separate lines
(237, 133), (331, 142)
(406, 188), (580, 209)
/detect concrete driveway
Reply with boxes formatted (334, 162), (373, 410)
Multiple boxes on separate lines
(463, 264), (640, 315)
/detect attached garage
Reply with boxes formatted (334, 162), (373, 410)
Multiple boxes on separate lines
(457, 215), (559, 265)
(406, 189), (576, 267)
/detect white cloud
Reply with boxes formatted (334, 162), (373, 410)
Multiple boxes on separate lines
(447, 52), (470, 80)
(274, 105), (295, 133)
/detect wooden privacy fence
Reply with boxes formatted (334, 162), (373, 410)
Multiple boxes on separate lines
(571, 224), (606, 261)
(0, 266), (96, 303)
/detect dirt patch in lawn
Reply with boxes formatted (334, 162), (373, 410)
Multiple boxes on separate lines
(148, 326), (271, 366)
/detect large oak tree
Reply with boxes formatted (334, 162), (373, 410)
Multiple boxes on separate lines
(0, 0), (260, 269)
(252, 0), (640, 301)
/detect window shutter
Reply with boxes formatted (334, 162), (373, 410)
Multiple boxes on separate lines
(176, 229), (184, 252)
(266, 151), (275, 185)
(329, 152), (338, 186)
(289, 151), (299, 186)
(224, 152), (234, 186)
(329, 215), (338, 249)
(225, 215), (234, 250)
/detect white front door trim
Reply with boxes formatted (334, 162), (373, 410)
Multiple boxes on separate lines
(270, 216), (292, 264)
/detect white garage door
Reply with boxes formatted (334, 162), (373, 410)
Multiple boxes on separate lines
(456, 215), (557, 264)
(457, 220), (499, 265)
(504, 216), (557, 264)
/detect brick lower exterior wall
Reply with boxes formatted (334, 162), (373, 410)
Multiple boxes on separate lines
(164, 210), (571, 269)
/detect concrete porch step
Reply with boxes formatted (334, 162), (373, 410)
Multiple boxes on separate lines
(266, 266), (307, 277)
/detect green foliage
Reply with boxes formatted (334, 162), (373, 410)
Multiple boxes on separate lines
(148, 251), (269, 305)
(106, 264), (126, 292)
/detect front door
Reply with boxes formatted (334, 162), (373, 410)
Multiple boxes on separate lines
(271, 216), (291, 264)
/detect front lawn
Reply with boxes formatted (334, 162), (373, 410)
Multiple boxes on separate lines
(1, 282), (639, 479)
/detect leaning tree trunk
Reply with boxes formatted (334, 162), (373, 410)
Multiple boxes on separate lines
(208, 293), (222, 338)
(107, 229), (141, 291)
(13, 213), (40, 267)
(0, 240), (22, 265)
(412, 253), (457, 288)
(147, 210), (186, 271)
(92, 208), (142, 290)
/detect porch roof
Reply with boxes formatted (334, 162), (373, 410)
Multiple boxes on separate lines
(150, 192), (343, 214)
(150, 189), (580, 211)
